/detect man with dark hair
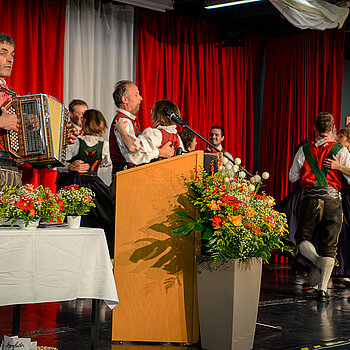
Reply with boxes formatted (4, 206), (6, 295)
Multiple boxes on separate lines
(68, 99), (88, 133)
(205, 126), (233, 161)
(289, 112), (350, 301)
(56, 99), (90, 186)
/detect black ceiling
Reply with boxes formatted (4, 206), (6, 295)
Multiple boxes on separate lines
(172, 0), (350, 58)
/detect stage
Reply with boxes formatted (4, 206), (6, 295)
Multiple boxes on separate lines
(1, 262), (350, 350)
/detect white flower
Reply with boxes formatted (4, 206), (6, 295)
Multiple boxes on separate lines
(222, 157), (228, 165)
(224, 177), (230, 183)
(262, 172), (270, 180)
(234, 158), (241, 165)
(239, 171), (246, 179)
(254, 175), (261, 183)
(225, 164), (232, 171)
(218, 165), (224, 172)
(248, 184), (255, 192)
(250, 177), (256, 183)
(233, 165), (239, 173)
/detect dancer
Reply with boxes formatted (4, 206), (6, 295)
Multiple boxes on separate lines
(289, 112), (350, 301)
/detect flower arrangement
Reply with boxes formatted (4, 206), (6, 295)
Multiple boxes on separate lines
(0, 184), (65, 227)
(173, 157), (291, 263)
(58, 185), (96, 216)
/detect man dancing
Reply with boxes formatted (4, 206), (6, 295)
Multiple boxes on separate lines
(289, 112), (350, 301)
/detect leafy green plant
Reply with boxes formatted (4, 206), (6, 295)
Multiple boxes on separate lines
(58, 184), (96, 216)
(0, 184), (65, 226)
(172, 159), (291, 263)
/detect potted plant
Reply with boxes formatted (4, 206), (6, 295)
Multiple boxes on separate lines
(0, 184), (65, 228)
(58, 185), (96, 228)
(172, 157), (291, 350)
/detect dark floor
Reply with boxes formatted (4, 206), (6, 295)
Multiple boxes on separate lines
(2, 262), (350, 350)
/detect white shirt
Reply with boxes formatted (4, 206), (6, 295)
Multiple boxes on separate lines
(113, 108), (140, 162)
(124, 125), (184, 165)
(58, 135), (111, 173)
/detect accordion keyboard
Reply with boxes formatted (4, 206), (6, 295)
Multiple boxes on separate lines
(7, 106), (19, 153)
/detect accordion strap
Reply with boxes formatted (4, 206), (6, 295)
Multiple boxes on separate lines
(0, 86), (18, 98)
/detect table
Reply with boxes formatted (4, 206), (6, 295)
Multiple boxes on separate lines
(0, 227), (119, 349)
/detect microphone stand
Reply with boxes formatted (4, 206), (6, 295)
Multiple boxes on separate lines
(166, 112), (253, 177)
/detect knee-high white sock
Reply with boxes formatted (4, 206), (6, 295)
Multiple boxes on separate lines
(299, 241), (320, 264)
(318, 257), (335, 292)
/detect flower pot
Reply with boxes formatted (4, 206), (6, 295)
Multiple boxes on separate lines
(196, 256), (262, 350)
(0, 217), (11, 226)
(18, 219), (40, 230)
(67, 215), (81, 229)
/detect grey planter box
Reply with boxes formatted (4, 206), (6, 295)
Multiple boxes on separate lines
(196, 256), (262, 350)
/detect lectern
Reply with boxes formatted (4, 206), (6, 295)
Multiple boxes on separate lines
(112, 151), (203, 343)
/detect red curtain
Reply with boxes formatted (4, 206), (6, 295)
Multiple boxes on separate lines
(0, 0), (66, 191)
(137, 9), (264, 172)
(259, 29), (345, 202)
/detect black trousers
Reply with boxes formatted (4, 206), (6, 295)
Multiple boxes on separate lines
(295, 197), (343, 258)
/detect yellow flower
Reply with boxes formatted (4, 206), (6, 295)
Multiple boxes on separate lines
(244, 207), (257, 218)
(207, 200), (221, 211)
(229, 215), (242, 227)
(264, 196), (275, 206)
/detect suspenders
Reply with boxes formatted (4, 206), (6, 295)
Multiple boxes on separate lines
(303, 143), (342, 187)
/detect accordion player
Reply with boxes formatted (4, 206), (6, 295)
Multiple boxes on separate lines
(2, 93), (70, 168)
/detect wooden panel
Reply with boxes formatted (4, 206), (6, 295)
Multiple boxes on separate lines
(112, 151), (203, 343)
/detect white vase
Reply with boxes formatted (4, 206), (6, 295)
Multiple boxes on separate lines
(18, 219), (40, 230)
(196, 256), (262, 350)
(0, 217), (11, 226)
(67, 215), (81, 229)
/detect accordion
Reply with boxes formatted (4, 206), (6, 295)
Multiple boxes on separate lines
(3, 94), (70, 168)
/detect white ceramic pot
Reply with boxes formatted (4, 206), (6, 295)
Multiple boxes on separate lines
(67, 215), (81, 229)
(18, 219), (40, 230)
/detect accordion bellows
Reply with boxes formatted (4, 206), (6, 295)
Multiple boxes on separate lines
(3, 94), (69, 168)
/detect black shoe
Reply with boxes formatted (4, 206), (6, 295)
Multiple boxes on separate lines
(316, 290), (330, 302)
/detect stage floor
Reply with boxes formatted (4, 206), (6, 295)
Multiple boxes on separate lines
(2, 263), (350, 350)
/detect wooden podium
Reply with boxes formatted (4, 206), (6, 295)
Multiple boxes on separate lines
(112, 151), (203, 343)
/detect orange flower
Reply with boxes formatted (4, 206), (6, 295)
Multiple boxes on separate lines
(244, 207), (257, 218)
(16, 198), (34, 211)
(37, 197), (44, 203)
(26, 185), (35, 192)
(212, 216), (223, 228)
(264, 196), (275, 206)
(57, 199), (65, 211)
(207, 200), (221, 211)
(229, 215), (242, 227)
(28, 208), (36, 218)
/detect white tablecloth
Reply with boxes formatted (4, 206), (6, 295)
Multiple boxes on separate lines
(0, 227), (118, 309)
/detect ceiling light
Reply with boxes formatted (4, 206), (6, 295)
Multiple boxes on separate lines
(205, 0), (265, 10)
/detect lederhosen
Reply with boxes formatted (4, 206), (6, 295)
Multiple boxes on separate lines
(295, 143), (343, 258)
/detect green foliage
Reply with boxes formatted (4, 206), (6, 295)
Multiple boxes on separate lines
(0, 184), (65, 226)
(172, 165), (291, 264)
(58, 184), (96, 216)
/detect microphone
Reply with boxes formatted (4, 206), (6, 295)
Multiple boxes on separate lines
(175, 147), (183, 156)
(163, 108), (186, 127)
